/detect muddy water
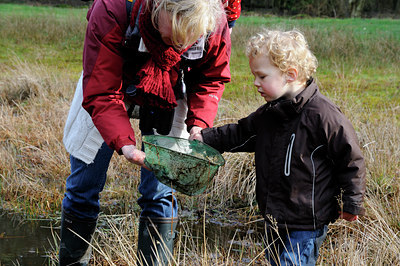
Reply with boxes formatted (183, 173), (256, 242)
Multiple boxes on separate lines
(181, 210), (265, 262)
(0, 210), (264, 264)
(0, 211), (55, 265)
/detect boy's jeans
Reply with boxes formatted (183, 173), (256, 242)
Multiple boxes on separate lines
(62, 142), (178, 220)
(265, 225), (328, 266)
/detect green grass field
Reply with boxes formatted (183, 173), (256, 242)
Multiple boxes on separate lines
(1, 4), (399, 109)
(229, 15), (400, 111)
(0, 3), (399, 265)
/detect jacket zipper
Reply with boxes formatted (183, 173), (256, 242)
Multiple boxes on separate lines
(284, 134), (295, 176)
(311, 144), (324, 229)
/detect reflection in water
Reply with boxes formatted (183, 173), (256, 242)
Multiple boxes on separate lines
(0, 211), (55, 265)
(180, 210), (265, 263)
(186, 219), (264, 249)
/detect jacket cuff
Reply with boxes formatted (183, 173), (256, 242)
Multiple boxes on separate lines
(186, 119), (208, 132)
(343, 202), (366, 216)
(201, 128), (224, 153)
(115, 135), (136, 155)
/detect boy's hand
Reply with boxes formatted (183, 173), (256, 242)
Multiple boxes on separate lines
(189, 126), (204, 141)
(339, 211), (358, 222)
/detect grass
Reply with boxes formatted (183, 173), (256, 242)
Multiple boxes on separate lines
(0, 4), (87, 74)
(228, 16), (400, 110)
(1, 3), (399, 265)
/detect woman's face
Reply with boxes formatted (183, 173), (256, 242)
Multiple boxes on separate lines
(157, 10), (175, 46)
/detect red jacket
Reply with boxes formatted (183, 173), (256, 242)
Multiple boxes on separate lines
(224, 0), (242, 27)
(81, 0), (231, 153)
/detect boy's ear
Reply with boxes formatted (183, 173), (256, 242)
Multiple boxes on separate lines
(286, 68), (298, 83)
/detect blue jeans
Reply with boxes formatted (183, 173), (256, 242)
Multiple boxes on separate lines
(265, 225), (328, 266)
(62, 142), (178, 220)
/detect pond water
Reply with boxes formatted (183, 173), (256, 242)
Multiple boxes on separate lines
(0, 211), (55, 265)
(0, 210), (264, 265)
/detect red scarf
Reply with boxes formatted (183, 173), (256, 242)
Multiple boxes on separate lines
(130, 0), (183, 109)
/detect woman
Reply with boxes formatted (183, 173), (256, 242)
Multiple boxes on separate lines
(60, 0), (231, 265)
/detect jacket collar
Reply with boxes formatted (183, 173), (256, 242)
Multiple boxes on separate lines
(265, 78), (318, 120)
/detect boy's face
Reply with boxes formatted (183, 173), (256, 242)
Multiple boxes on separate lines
(249, 55), (289, 102)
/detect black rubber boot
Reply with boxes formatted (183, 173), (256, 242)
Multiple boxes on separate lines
(137, 216), (178, 266)
(58, 211), (97, 266)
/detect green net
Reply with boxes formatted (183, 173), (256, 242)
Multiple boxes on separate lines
(142, 135), (225, 196)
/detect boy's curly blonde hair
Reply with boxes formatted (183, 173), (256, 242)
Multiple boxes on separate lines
(246, 29), (318, 82)
(152, 0), (225, 50)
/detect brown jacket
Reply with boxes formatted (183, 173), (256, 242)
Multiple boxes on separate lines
(202, 79), (366, 230)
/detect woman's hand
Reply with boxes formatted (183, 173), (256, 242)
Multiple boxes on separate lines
(121, 145), (150, 170)
(339, 211), (358, 222)
(189, 126), (203, 141)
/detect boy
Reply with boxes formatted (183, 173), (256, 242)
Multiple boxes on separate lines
(191, 29), (366, 265)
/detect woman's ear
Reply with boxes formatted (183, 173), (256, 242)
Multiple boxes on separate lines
(286, 68), (298, 83)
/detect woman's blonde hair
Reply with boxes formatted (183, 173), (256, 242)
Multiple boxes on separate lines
(246, 29), (318, 82)
(151, 0), (225, 50)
